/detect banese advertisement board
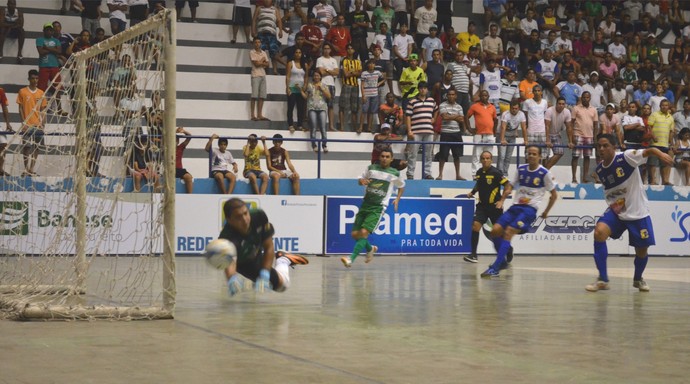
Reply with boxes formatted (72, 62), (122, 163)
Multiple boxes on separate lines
(175, 194), (324, 254)
(325, 197), (474, 254)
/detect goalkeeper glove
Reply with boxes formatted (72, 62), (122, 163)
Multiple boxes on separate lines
(254, 269), (272, 293)
(227, 274), (242, 296)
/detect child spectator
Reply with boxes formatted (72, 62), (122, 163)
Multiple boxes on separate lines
(243, 134), (269, 194)
(250, 37), (270, 122)
(267, 134), (300, 195)
(129, 137), (160, 192)
(175, 127), (193, 193)
(358, 59), (384, 133)
(205, 134), (238, 194)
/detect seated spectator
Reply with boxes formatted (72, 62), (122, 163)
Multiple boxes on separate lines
(128, 137), (160, 192)
(175, 0), (198, 23)
(674, 127), (690, 186)
(392, 23), (414, 81)
(372, 123), (407, 170)
(0, 0), (25, 63)
(66, 29), (91, 57)
(175, 127), (194, 193)
(267, 134), (300, 195)
(243, 134), (269, 194)
(457, 21), (480, 55)
(483, 0), (506, 28)
(482, 23), (503, 61)
(205, 134), (238, 194)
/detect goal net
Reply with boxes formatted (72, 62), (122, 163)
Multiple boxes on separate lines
(0, 10), (177, 320)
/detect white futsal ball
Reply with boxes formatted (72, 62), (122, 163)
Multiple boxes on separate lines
(204, 239), (237, 270)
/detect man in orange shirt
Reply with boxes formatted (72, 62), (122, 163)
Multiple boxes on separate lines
(16, 69), (47, 177)
(465, 90), (497, 174)
(519, 69), (538, 101)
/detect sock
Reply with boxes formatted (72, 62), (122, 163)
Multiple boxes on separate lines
(350, 238), (369, 262)
(274, 257), (290, 291)
(634, 256), (648, 281)
(492, 236), (502, 253)
(491, 238), (511, 269)
(593, 241), (609, 282)
(471, 230), (480, 256)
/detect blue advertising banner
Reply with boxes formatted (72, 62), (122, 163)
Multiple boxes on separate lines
(325, 197), (475, 254)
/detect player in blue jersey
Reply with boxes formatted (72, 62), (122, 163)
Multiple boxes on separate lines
(481, 145), (559, 278)
(585, 134), (673, 292)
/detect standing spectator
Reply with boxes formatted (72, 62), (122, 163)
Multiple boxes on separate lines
(522, 84), (549, 151)
(535, 49), (559, 93)
(673, 100), (690, 137)
(340, 44), (362, 132)
(347, 0), (369, 61)
(300, 16), (323, 60)
(316, 43), (338, 131)
(285, 47), (307, 132)
(647, 99), (675, 185)
(622, 101), (646, 149)
(79, 0), (101, 37)
(457, 21), (481, 55)
(392, 22), (414, 81)
(371, 22), (393, 86)
(439, 25), (457, 63)
(36, 23), (67, 116)
(553, 71), (583, 108)
(17, 70), (46, 177)
(175, 1), (198, 22)
(390, 0), (407, 34)
(519, 69), (538, 101)
(358, 59), (384, 133)
(498, 100), (527, 175)
(425, 49), (444, 93)
(609, 78), (628, 108)
(437, 88), (466, 180)
(0, 0), (25, 63)
(371, 0), (394, 38)
(633, 80), (652, 108)
(674, 127), (690, 186)
(499, 7), (520, 52)
(300, 71), (331, 152)
(371, 39), (393, 97)
(399, 53), (426, 111)
(582, 71), (606, 114)
(243, 134), (270, 195)
(465, 90), (498, 174)
(312, 0), (337, 38)
(282, 1), (306, 47)
(598, 53), (619, 91)
(252, 0), (283, 75)
(325, 14), (350, 57)
(483, 0), (506, 29)
(480, 58), (501, 110)
(566, 10), (589, 39)
(446, 50), (471, 114)
(420, 24), (442, 63)
(52, 21), (74, 59)
(205, 134), (238, 194)
(405, 81), (438, 179)
(600, 103), (624, 147)
(175, 127), (193, 194)
(413, 0), (436, 50)
(544, 97), (574, 169)
(106, 0), (127, 35)
(482, 24), (503, 61)
(267, 133), (301, 195)
(231, 0), (252, 44)
(571, 91), (599, 183)
(250, 37), (270, 123)
(0, 85), (13, 175)
(435, 0), (452, 34)
(128, 0), (148, 27)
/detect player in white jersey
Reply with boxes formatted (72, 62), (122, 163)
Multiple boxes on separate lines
(481, 145), (558, 277)
(585, 134), (673, 293)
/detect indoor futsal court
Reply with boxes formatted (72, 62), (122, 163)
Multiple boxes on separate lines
(1, 254), (689, 383)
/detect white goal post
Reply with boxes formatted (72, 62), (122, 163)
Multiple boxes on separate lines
(0, 10), (177, 320)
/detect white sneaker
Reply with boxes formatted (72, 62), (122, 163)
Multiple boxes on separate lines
(585, 279), (610, 292)
(365, 245), (378, 263)
(340, 256), (352, 268)
(633, 279), (650, 292)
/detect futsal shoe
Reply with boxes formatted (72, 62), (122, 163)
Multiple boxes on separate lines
(585, 279), (610, 292)
(633, 279), (650, 292)
(341, 256), (352, 268)
(506, 247), (514, 264)
(365, 245), (378, 263)
(498, 260), (510, 271)
(480, 266), (499, 278)
(463, 255), (478, 263)
(277, 251), (309, 267)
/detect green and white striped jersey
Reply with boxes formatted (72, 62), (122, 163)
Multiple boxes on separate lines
(361, 164), (406, 207)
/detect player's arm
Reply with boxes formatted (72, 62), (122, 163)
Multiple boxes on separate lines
(393, 187), (404, 212)
(496, 180), (513, 210)
(541, 188), (558, 219)
(642, 146), (674, 166)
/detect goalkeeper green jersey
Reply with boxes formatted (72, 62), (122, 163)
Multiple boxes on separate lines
(361, 164), (406, 208)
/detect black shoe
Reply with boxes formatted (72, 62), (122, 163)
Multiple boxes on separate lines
(506, 247), (514, 264)
(463, 255), (478, 263)
(498, 260), (509, 271)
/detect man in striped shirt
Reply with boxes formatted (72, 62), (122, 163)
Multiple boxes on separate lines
(446, 50), (472, 114)
(339, 44), (362, 131)
(405, 81), (438, 179)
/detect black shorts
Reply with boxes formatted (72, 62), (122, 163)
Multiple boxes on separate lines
(175, 168), (190, 178)
(233, 6), (252, 26)
(474, 204), (503, 225)
(439, 132), (464, 159)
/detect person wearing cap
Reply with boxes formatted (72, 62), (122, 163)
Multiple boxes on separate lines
(571, 91), (599, 183)
(599, 103), (624, 149)
(267, 134), (300, 195)
(608, 32), (627, 65)
(674, 126), (690, 186)
(35, 22), (63, 97)
(642, 33), (663, 68)
(398, 52), (426, 110)
(421, 24), (442, 63)
(405, 80), (438, 179)
(456, 21), (480, 55)
(582, 71), (606, 114)
(412, 0), (436, 50)
(371, 122), (407, 170)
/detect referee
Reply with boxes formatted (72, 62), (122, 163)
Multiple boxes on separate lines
(464, 151), (513, 264)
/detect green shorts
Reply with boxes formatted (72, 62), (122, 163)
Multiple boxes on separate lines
(353, 203), (384, 233)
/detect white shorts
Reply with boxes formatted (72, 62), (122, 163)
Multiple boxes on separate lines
(270, 169), (294, 178)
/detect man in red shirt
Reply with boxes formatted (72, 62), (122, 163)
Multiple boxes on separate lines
(0, 86), (14, 176)
(465, 90), (497, 174)
(325, 14), (350, 57)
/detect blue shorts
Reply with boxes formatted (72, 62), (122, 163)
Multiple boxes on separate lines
(496, 204), (537, 233)
(597, 209), (656, 248)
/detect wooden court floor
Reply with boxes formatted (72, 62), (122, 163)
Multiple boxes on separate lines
(1, 255), (689, 384)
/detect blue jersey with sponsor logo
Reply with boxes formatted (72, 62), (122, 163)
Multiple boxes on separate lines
(511, 164), (555, 209)
(595, 150), (649, 220)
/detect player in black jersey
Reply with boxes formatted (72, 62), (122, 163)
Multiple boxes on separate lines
(463, 151), (513, 265)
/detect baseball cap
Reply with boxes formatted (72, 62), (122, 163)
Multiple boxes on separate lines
(647, 33), (656, 38)
(381, 123), (392, 130)
(615, 31), (622, 36)
(43, 22), (53, 29)
(409, 53), (419, 60)
(606, 103), (616, 109)
(429, 24), (438, 30)
(590, 71), (599, 76)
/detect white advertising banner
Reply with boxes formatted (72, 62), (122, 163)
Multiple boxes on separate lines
(0, 192), (162, 255)
(646, 202), (690, 256)
(174, 194), (324, 254)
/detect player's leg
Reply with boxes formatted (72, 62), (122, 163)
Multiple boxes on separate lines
(629, 216), (655, 292)
(586, 210), (624, 291)
(343, 204), (382, 266)
(465, 204), (488, 263)
(483, 206), (534, 277)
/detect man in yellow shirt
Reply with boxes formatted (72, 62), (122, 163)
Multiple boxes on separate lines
(243, 134), (270, 194)
(398, 53), (426, 111)
(16, 69), (47, 177)
(456, 21), (481, 55)
(647, 99), (675, 185)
